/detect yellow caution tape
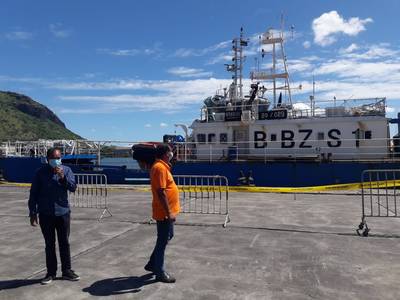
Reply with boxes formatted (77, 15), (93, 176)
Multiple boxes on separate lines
(177, 179), (400, 193)
(0, 182), (31, 187)
(3, 180), (400, 193)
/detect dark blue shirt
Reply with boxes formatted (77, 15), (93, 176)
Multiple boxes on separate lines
(28, 165), (77, 216)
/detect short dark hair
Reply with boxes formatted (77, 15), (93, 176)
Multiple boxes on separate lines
(155, 144), (171, 158)
(46, 147), (61, 158)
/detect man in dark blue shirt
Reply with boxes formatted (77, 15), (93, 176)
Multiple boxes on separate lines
(28, 147), (80, 285)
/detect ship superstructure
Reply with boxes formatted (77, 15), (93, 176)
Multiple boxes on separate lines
(181, 27), (390, 163)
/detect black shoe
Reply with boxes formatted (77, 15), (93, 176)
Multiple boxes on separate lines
(62, 269), (80, 281)
(144, 263), (156, 273)
(41, 274), (55, 285)
(156, 272), (176, 283)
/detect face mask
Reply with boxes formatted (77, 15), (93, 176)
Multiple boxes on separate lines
(49, 159), (62, 168)
(167, 152), (173, 161)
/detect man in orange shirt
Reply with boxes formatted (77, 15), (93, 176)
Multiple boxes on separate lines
(145, 144), (180, 283)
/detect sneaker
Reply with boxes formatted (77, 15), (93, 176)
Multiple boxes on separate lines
(41, 274), (55, 285)
(62, 269), (80, 281)
(156, 271), (176, 283)
(144, 263), (156, 273)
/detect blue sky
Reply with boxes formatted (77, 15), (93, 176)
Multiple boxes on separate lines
(1, 0), (400, 141)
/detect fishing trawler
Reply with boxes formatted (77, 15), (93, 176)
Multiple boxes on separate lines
(132, 26), (400, 187)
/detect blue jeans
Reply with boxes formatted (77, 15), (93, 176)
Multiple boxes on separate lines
(148, 220), (174, 275)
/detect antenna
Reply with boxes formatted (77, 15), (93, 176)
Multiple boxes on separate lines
(311, 75), (316, 116)
(312, 74), (315, 98)
(225, 27), (248, 103)
(290, 25), (295, 39)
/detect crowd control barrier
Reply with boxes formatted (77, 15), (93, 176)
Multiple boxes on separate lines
(69, 173), (112, 221)
(357, 169), (400, 236)
(174, 175), (230, 227)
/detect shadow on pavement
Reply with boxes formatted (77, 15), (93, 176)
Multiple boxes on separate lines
(0, 279), (42, 290)
(83, 273), (156, 296)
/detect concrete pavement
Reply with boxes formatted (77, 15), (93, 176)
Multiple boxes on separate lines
(0, 186), (399, 299)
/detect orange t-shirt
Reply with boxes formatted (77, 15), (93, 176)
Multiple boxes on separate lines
(150, 159), (180, 220)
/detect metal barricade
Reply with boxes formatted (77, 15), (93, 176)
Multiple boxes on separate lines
(69, 174), (112, 221)
(357, 169), (400, 236)
(174, 175), (230, 227)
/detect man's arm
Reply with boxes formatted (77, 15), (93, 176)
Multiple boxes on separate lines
(28, 172), (40, 226)
(157, 188), (175, 220)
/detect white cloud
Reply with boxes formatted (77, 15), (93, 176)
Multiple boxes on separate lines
(341, 44), (398, 60)
(97, 43), (161, 57)
(288, 59), (314, 73)
(339, 43), (359, 54)
(5, 36), (400, 115)
(56, 78), (235, 113)
(174, 40), (230, 58)
(58, 108), (100, 114)
(313, 59), (400, 81)
(49, 23), (72, 38)
(302, 80), (400, 101)
(52, 77), (233, 93)
(167, 67), (212, 78)
(97, 48), (141, 56)
(5, 31), (33, 40)
(303, 41), (311, 49)
(207, 54), (232, 65)
(144, 124), (152, 128)
(312, 11), (372, 46)
(0, 75), (45, 84)
(160, 123), (168, 127)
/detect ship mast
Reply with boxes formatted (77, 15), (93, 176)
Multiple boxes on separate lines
(250, 25), (292, 108)
(225, 27), (248, 103)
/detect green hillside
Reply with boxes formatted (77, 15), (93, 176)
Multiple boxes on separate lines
(0, 91), (82, 140)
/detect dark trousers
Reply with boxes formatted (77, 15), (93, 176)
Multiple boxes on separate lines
(39, 213), (72, 276)
(148, 220), (174, 275)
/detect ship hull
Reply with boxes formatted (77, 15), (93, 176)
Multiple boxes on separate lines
(0, 157), (149, 184)
(172, 160), (400, 187)
(2, 156), (400, 187)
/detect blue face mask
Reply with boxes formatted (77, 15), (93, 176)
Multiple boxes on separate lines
(49, 159), (62, 168)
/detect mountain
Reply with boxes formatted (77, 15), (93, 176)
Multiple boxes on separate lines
(0, 91), (82, 140)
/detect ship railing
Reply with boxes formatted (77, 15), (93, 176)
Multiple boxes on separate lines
(174, 138), (399, 163)
(0, 140), (104, 162)
(200, 97), (386, 122)
(69, 173), (112, 221)
(356, 169), (400, 237)
(2, 138), (398, 164)
(173, 175), (230, 227)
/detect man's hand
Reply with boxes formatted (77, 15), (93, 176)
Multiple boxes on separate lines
(30, 215), (38, 227)
(55, 167), (64, 180)
(166, 212), (176, 222)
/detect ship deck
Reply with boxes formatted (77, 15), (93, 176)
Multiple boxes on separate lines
(0, 185), (399, 299)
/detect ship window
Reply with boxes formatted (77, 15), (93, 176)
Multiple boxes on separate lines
(270, 134), (277, 141)
(208, 133), (216, 144)
(220, 133), (228, 144)
(317, 132), (324, 140)
(365, 131), (372, 139)
(197, 134), (206, 144)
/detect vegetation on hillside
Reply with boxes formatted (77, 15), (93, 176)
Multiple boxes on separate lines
(0, 91), (82, 141)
